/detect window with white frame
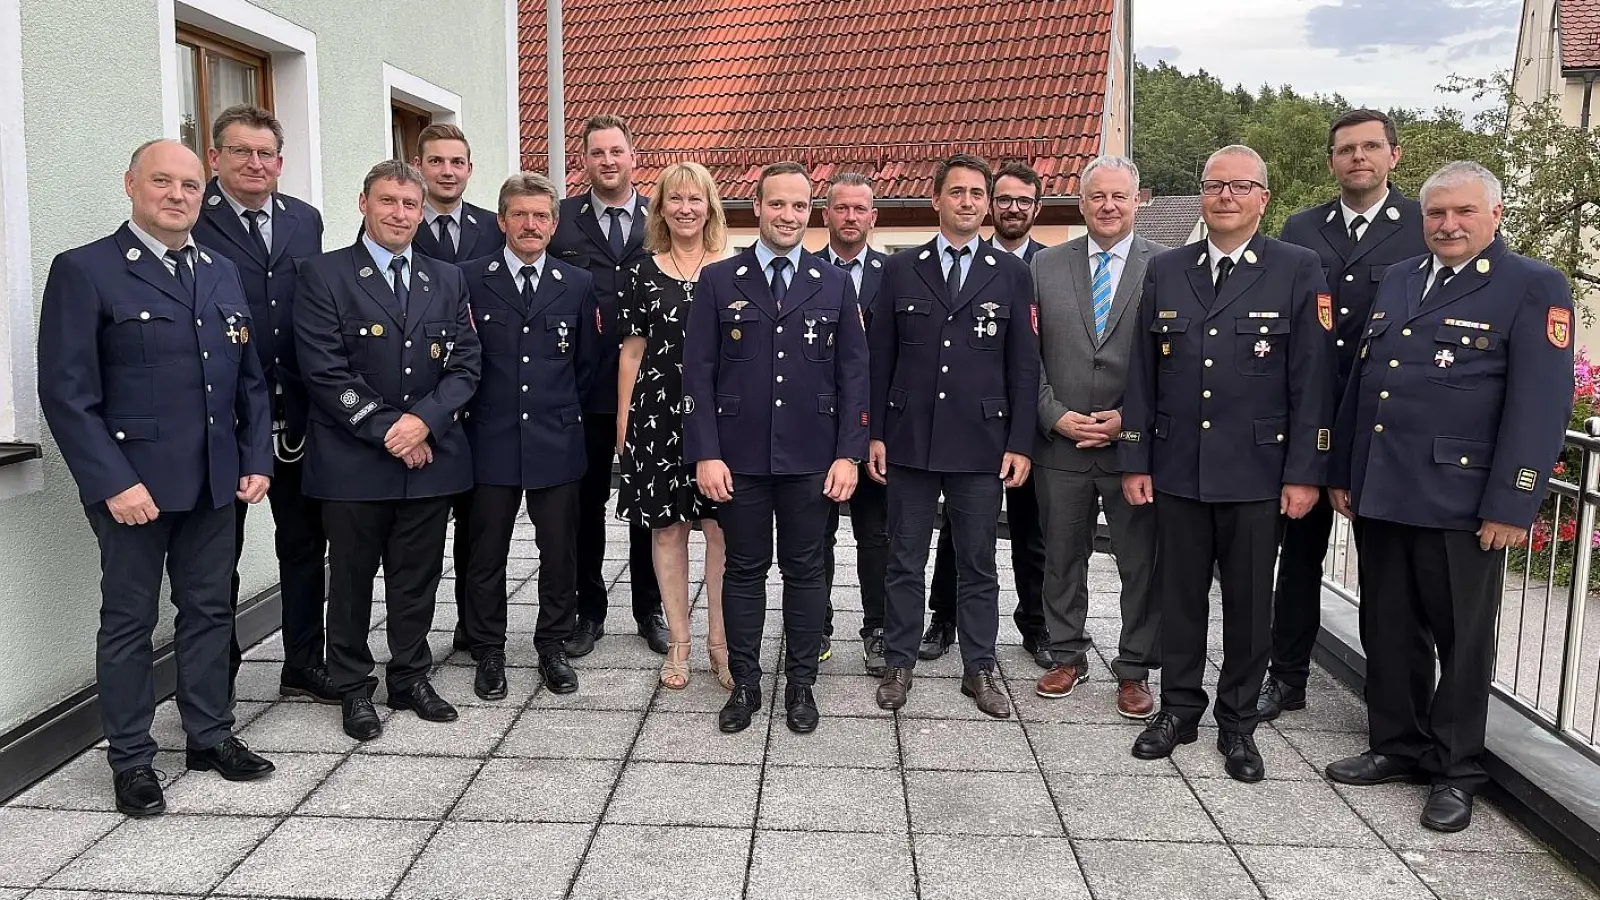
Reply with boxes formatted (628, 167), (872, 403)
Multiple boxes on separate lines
(0, 0), (41, 486)
(382, 64), (460, 162)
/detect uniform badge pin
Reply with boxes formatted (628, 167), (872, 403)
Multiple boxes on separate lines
(418, 271), (429, 283)
(731, 328), (742, 340)
(371, 323), (385, 337)
(467, 215), (477, 225)
(580, 203), (590, 214)
(1435, 348), (1455, 368)
(809, 268), (820, 279)
(239, 326), (250, 344)
(1476, 259), (1490, 274)
(199, 251), (211, 264)
(488, 261), (500, 272)
(360, 267), (374, 278)
(736, 266), (749, 276)
(1161, 341), (1171, 356)
(553, 268), (563, 281)
(986, 320), (997, 337)
(871, 259), (881, 268)
(207, 195), (221, 206)
(729, 300), (749, 310)
(1243, 249), (1258, 264)
(985, 255), (996, 266)
(1254, 339), (1271, 358)
(827, 333), (835, 346)
(431, 342), (442, 359)
(1475, 336), (1490, 350)
(276, 198), (286, 211)
(1324, 209), (1336, 223)
(340, 390), (359, 408)
(919, 250), (931, 260)
(980, 302), (1000, 317)
(126, 248), (141, 261)
(1386, 207), (1399, 221)
(1196, 253), (1206, 265)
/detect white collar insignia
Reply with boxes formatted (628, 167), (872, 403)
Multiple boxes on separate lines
(207, 195), (221, 207)
(417, 270), (430, 283)
(488, 261), (500, 272)
(919, 249), (931, 260)
(1242, 249), (1258, 264)
(736, 265), (749, 276)
(552, 268), (563, 280)
(359, 266), (374, 278)
(808, 268), (820, 279)
(126, 247), (141, 261)
(871, 258), (882, 268)
(984, 254), (996, 266)
(1386, 207), (1399, 221)
(276, 197), (286, 211)
(1324, 208), (1335, 223)
(199, 251), (211, 264)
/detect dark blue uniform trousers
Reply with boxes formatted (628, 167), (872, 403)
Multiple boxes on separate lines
(1269, 491), (1336, 691)
(87, 502), (237, 773)
(823, 462), (889, 637)
(231, 453), (327, 680)
(926, 480), (1047, 638)
(458, 481), (581, 656)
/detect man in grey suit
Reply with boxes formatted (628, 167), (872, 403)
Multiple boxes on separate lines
(1031, 156), (1162, 718)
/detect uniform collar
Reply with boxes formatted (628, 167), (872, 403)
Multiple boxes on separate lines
(1339, 194), (1386, 228)
(504, 246), (545, 280)
(936, 232), (982, 259)
(754, 239), (802, 274)
(126, 218), (196, 259)
(219, 185), (270, 220)
(590, 189), (638, 219)
(1206, 238), (1249, 270)
(990, 235), (1031, 259)
(362, 232), (413, 273)
(424, 203), (462, 228)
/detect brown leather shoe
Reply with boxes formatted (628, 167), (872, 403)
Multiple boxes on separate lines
(1035, 664), (1088, 699)
(960, 670), (1011, 718)
(1116, 680), (1155, 719)
(876, 667), (913, 710)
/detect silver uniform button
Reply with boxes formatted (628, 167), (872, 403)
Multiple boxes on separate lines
(1202, 390), (1212, 398)
(115, 431), (126, 440)
(938, 392), (946, 399)
(777, 352), (785, 359)
(202, 351), (209, 360)
(1336, 339), (1345, 347)
(776, 375), (784, 383)
(1374, 424), (1384, 433)
(941, 365), (948, 373)
(1202, 420), (1211, 428)
(943, 340), (951, 347)
(1340, 307), (1349, 315)
(1204, 359), (1213, 367)
(139, 311), (150, 320)
(1389, 359), (1399, 368)
(522, 356), (530, 363)
(775, 399), (783, 407)
(404, 367), (412, 375)
(522, 385), (529, 392)
(1344, 274), (1354, 282)
(776, 326), (783, 334)
(522, 413), (529, 420)
(523, 326), (530, 334)
(1209, 328), (1217, 336)
(405, 340), (412, 348)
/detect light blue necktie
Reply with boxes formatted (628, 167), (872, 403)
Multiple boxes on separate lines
(1091, 251), (1113, 338)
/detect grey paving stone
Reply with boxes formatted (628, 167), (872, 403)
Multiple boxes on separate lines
(1192, 775), (1384, 848)
(529, 667), (660, 711)
(160, 751), (342, 815)
(1028, 721), (1175, 775)
(10, 750), (187, 812)
(301, 754), (481, 819)
(26, 892), (190, 899)
(427, 663), (543, 707)
(650, 669), (774, 713)
(217, 816), (434, 899)
(808, 674), (895, 718)
(631, 711), (767, 764)
(46, 814), (275, 894)
(767, 714), (897, 768)
(569, 824), (749, 900)
(905, 769), (1063, 837)
(237, 699), (380, 753)
(354, 705), (519, 758)
(1174, 728), (1321, 781)
(1046, 772), (1222, 842)
(1236, 846), (1434, 899)
(901, 718), (1036, 771)
(1278, 671), (1370, 733)
(604, 761), (759, 828)
(450, 757), (620, 823)
(1076, 839), (1263, 900)
(1011, 681), (1141, 724)
(1273, 727), (1372, 775)
(147, 701), (191, 751)
(498, 708), (643, 759)
(547, 630), (664, 670)
(746, 830), (915, 900)
(757, 765), (906, 833)
(914, 833), (1090, 900)
(900, 675), (1020, 719)
(234, 660), (290, 703)
(1332, 782), (1544, 853)
(1406, 848), (1600, 899)
(395, 821), (589, 900)
(0, 808), (121, 888)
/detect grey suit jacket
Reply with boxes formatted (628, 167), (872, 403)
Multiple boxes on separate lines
(1033, 234), (1165, 473)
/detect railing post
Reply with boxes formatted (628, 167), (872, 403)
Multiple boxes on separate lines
(1557, 417), (1600, 733)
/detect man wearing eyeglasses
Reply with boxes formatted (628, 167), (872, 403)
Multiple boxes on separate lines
(194, 105), (331, 705)
(1261, 109), (1425, 725)
(1120, 145), (1337, 782)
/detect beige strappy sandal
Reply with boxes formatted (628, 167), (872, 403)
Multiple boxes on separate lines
(661, 641), (691, 690)
(707, 640), (735, 692)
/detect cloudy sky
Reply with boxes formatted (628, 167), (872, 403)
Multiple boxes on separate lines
(1133, 0), (1523, 114)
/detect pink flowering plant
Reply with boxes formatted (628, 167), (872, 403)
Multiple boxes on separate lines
(1508, 350), (1595, 587)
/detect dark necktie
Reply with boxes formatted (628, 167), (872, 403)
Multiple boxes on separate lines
(166, 247), (194, 300)
(389, 255), (409, 317)
(1422, 266), (1455, 306)
(436, 217), (457, 262)
(520, 264), (538, 305)
(1214, 256), (1235, 293)
(605, 207), (626, 257)
(242, 209), (268, 259)
(769, 256), (790, 310)
(945, 246), (969, 301)
(1348, 215), (1367, 244)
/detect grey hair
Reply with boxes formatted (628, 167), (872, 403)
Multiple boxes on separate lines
(362, 159), (426, 196)
(498, 171), (562, 216)
(1080, 155), (1140, 193)
(1203, 144), (1269, 189)
(1420, 161), (1503, 208)
(825, 171), (874, 202)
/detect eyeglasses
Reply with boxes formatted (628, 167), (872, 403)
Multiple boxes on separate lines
(1331, 140), (1390, 159)
(1200, 179), (1265, 197)
(219, 145), (280, 163)
(994, 196), (1038, 211)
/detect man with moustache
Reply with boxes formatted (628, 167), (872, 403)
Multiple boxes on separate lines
(295, 160), (482, 740)
(456, 173), (598, 700)
(411, 124), (504, 264)
(1121, 145), (1336, 781)
(684, 162), (869, 734)
(39, 139), (276, 815)
(549, 114), (669, 658)
(192, 105), (332, 704)
(1260, 109), (1426, 723)
(815, 172), (893, 675)
(1031, 156), (1162, 717)
(1327, 161), (1572, 832)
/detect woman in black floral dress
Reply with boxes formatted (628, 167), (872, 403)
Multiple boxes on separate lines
(616, 162), (732, 691)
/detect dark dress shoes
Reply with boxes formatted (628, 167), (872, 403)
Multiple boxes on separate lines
(452, 628), (471, 654)
(918, 621), (955, 661)
(387, 680), (459, 722)
(1421, 785), (1474, 832)
(475, 650), (508, 701)
(876, 667), (913, 710)
(785, 684), (819, 734)
(637, 614), (670, 654)
(187, 736), (275, 781)
(1218, 731), (1265, 783)
(1256, 676), (1306, 722)
(564, 619), (602, 658)
(342, 696), (383, 740)
(719, 684), (763, 733)
(540, 651), (579, 694)
(279, 665), (341, 704)
(961, 670), (1011, 718)
(1021, 633), (1053, 670)
(1325, 751), (1422, 786)
(1132, 710), (1198, 759)
(113, 765), (165, 817)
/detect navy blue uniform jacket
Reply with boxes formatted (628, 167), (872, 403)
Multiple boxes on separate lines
(39, 224), (273, 510)
(813, 245), (892, 332)
(549, 194), (649, 414)
(413, 201), (504, 264)
(1333, 237), (1574, 531)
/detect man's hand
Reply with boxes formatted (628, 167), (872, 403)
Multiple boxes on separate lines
(236, 475), (271, 504)
(1479, 520), (1528, 552)
(1122, 474), (1154, 506)
(697, 459), (734, 502)
(1054, 410), (1106, 447)
(107, 483), (160, 525)
(824, 458), (859, 502)
(1281, 484), (1319, 519)
(400, 444), (433, 470)
(1088, 409), (1122, 439)
(868, 440), (889, 485)
(384, 413), (431, 457)
(1329, 488), (1353, 519)
(1000, 452), (1032, 488)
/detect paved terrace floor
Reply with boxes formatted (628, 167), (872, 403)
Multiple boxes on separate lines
(2, 511), (1598, 900)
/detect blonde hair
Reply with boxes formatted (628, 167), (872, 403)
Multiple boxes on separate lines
(645, 162), (727, 254)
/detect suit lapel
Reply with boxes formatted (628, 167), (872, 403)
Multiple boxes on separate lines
(1402, 259), (1431, 319)
(201, 184), (264, 263)
(1346, 191), (1405, 267)
(1204, 234), (1267, 320)
(1103, 239), (1149, 341)
(455, 210), (480, 261)
(620, 195), (648, 258)
(859, 252), (884, 312)
(731, 250), (779, 321)
(116, 226), (191, 308)
(485, 259), (525, 314)
(1065, 238), (1100, 346)
(412, 218), (442, 259)
(952, 247), (998, 314)
(1185, 248), (1215, 311)
(353, 242), (406, 330)
(404, 255), (443, 337)
(194, 246), (225, 310)
(912, 241), (946, 303)
(1317, 202), (1352, 264)
(267, 195), (301, 268)
(575, 200), (614, 261)
(779, 256), (823, 320)
(525, 263), (568, 319)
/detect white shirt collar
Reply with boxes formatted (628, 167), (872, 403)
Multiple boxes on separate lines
(362, 232), (412, 274)
(1088, 232), (1135, 261)
(1340, 194), (1387, 229)
(991, 236), (1032, 259)
(219, 186), (270, 220)
(1206, 239), (1249, 271)
(126, 219), (195, 260)
(591, 190), (637, 218)
(754, 240), (802, 275)
(504, 247), (545, 280)
(424, 203), (462, 227)
(936, 233), (982, 259)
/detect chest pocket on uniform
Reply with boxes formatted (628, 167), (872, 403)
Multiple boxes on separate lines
(1149, 317), (1189, 374)
(423, 322), (454, 369)
(340, 319), (386, 374)
(545, 314), (575, 360)
(968, 305), (1010, 350)
(218, 306), (252, 362)
(476, 308), (513, 355)
(1358, 318), (1391, 369)
(719, 307), (758, 362)
(1235, 317), (1289, 376)
(1428, 324), (1502, 389)
(803, 313), (837, 362)
(895, 298), (931, 345)
(108, 303), (174, 367)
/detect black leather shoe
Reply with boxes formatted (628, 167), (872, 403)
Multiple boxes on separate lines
(452, 628), (471, 654)
(1256, 676), (1306, 722)
(186, 736), (274, 781)
(564, 619), (602, 658)
(1217, 731), (1265, 783)
(539, 652), (579, 694)
(1025, 634), (1053, 670)
(1325, 751), (1423, 786)
(341, 696), (382, 741)
(917, 621), (955, 661)
(279, 665), (341, 704)
(1132, 710), (1198, 760)
(637, 614), (670, 654)
(1421, 785), (1474, 832)
(113, 765), (165, 817)
(785, 684), (820, 734)
(475, 650), (508, 701)
(386, 680), (459, 722)
(719, 684), (762, 733)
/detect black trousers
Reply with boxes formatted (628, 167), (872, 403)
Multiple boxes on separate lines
(1268, 491), (1335, 691)
(577, 412), (662, 624)
(823, 462), (888, 637)
(87, 502), (236, 772)
(459, 481), (581, 655)
(1356, 517), (1501, 793)
(323, 498), (450, 697)
(721, 472), (832, 688)
(884, 466), (1004, 673)
(230, 453), (327, 684)
(1155, 493), (1282, 733)
(928, 479), (1046, 637)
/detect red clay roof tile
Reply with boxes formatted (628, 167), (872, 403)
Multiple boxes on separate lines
(1563, 0), (1600, 69)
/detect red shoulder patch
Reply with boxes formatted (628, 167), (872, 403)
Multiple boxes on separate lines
(1549, 307), (1572, 349)
(1317, 293), (1333, 332)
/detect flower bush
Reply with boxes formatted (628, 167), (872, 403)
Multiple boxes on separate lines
(1507, 350), (1596, 589)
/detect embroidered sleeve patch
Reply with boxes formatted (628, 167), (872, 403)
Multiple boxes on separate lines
(1118, 430), (1140, 443)
(595, 307), (604, 334)
(1317, 293), (1333, 332)
(1316, 428), (1331, 452)
(348, 401), (378, 426)
(860, 411), (869, 426)
(1548, 307), (1572, 348)
(1515, 468), (1539, 492)
(1031, 303), (1039, 335)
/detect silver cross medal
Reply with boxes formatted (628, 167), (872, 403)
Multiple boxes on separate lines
(973, 319), (989, 340)
(1253, 339), (1271, 358)
(558, 321), (570, 354)
(226, 323), (242, 344)
(1435, 348), (1455, 368)
(804, 323), (818, 345)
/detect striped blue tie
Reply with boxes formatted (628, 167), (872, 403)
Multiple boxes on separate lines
(1091, 251), (1113, 339)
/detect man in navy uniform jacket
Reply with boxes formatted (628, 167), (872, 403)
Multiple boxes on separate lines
(684, 162), (869, 736)
(294, 160), (481, 741)
(457, 173), (598, 702)
(39, 139), (276, 817)
(1327, 161), (1573, 833)
(410, 124), (504, 264)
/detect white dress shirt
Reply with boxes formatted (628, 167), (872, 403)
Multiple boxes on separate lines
(506, 247), (546, 293)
